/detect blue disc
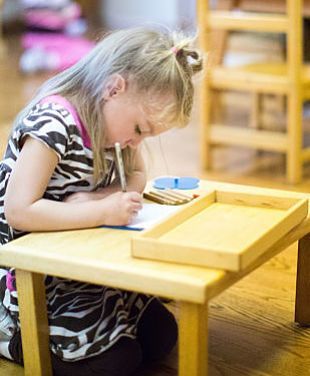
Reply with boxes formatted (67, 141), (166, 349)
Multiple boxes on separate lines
(153, 176), (199, 190)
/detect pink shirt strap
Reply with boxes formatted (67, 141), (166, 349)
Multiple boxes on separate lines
(40, 94), (92, 149)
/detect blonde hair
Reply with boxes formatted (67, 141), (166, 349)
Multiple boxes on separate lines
(13, 26), (203, 184)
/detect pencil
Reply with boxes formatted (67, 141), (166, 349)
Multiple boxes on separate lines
(165, 189), (193, 200)
(114, 142), (127, 192)
(159, 190), (191, 203)
(143, 192), (177, 205)
(150, 190), (183, 205)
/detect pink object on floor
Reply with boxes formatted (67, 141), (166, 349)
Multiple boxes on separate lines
(24, 3), (81, 31)
(20, 32), (95, 72)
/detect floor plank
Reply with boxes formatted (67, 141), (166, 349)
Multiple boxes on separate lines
(0, 358), (24, 376)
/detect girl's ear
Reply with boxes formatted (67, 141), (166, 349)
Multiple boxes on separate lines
(103, 74), (126, 100)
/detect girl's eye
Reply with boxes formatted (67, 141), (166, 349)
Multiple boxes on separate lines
(135, 124), (142, 135)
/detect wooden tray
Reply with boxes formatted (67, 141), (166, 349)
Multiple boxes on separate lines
(131, 189), (308, 271)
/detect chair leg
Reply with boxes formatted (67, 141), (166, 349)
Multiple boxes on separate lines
(211, 0), (236, 66)
(286, 0), (303, 184)
(286, 93), (302, 184)
(295, 234), (310, 326)
(0, 0), (6, 56)
(199, 0), (237, 172)
(249, 92), (262, 130)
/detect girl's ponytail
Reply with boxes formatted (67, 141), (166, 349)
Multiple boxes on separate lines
(170, 44), (203, 76)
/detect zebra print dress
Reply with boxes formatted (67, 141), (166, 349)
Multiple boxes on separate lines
(0, 97), (154, 362)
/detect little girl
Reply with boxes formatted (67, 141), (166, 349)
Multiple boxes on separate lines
(0, 26), (203, 375)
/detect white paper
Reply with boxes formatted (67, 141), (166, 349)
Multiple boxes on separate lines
(128, 203), (181, 230)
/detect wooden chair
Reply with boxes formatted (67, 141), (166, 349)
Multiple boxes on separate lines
(197, 0), (310, 184)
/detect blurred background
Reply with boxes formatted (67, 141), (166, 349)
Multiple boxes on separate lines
(2, 0), (310, 189)
(1, 3), (310, 375)
(0, 0), (200, 182)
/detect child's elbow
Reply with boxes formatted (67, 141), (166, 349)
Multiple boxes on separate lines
(4, 201), (28, 231)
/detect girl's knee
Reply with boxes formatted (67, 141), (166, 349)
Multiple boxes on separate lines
(137, 298), (178, 363)
(52, 337), (142, 376)
(92, 337), (143, 376)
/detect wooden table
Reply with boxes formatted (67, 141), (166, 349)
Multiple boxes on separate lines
(0, 180), (309, 376)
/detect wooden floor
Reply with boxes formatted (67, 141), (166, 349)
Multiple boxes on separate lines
(0, 37), (310, 375)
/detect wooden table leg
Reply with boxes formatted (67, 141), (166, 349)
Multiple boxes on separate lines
(178, 301), (208, 376)
(15, 270), (52, 376)
(295, 234), (310, 326)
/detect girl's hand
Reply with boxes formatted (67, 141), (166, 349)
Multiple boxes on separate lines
(100, 191), (143, 226)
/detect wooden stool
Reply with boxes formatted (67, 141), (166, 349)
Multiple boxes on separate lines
(197, 0), (310, 183)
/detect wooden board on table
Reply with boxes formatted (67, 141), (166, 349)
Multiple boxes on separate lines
(131, 189), (308, 271)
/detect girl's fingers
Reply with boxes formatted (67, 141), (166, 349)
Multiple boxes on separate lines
(132, 202), (143, 211)
(127, 191), (142, 203)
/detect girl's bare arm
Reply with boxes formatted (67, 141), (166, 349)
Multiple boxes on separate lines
(4, 137), (142, 232)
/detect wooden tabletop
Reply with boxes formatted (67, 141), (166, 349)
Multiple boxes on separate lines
(1, 180), (309, 304)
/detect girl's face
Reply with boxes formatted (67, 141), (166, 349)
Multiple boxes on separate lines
(102, 76), (168, 149)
